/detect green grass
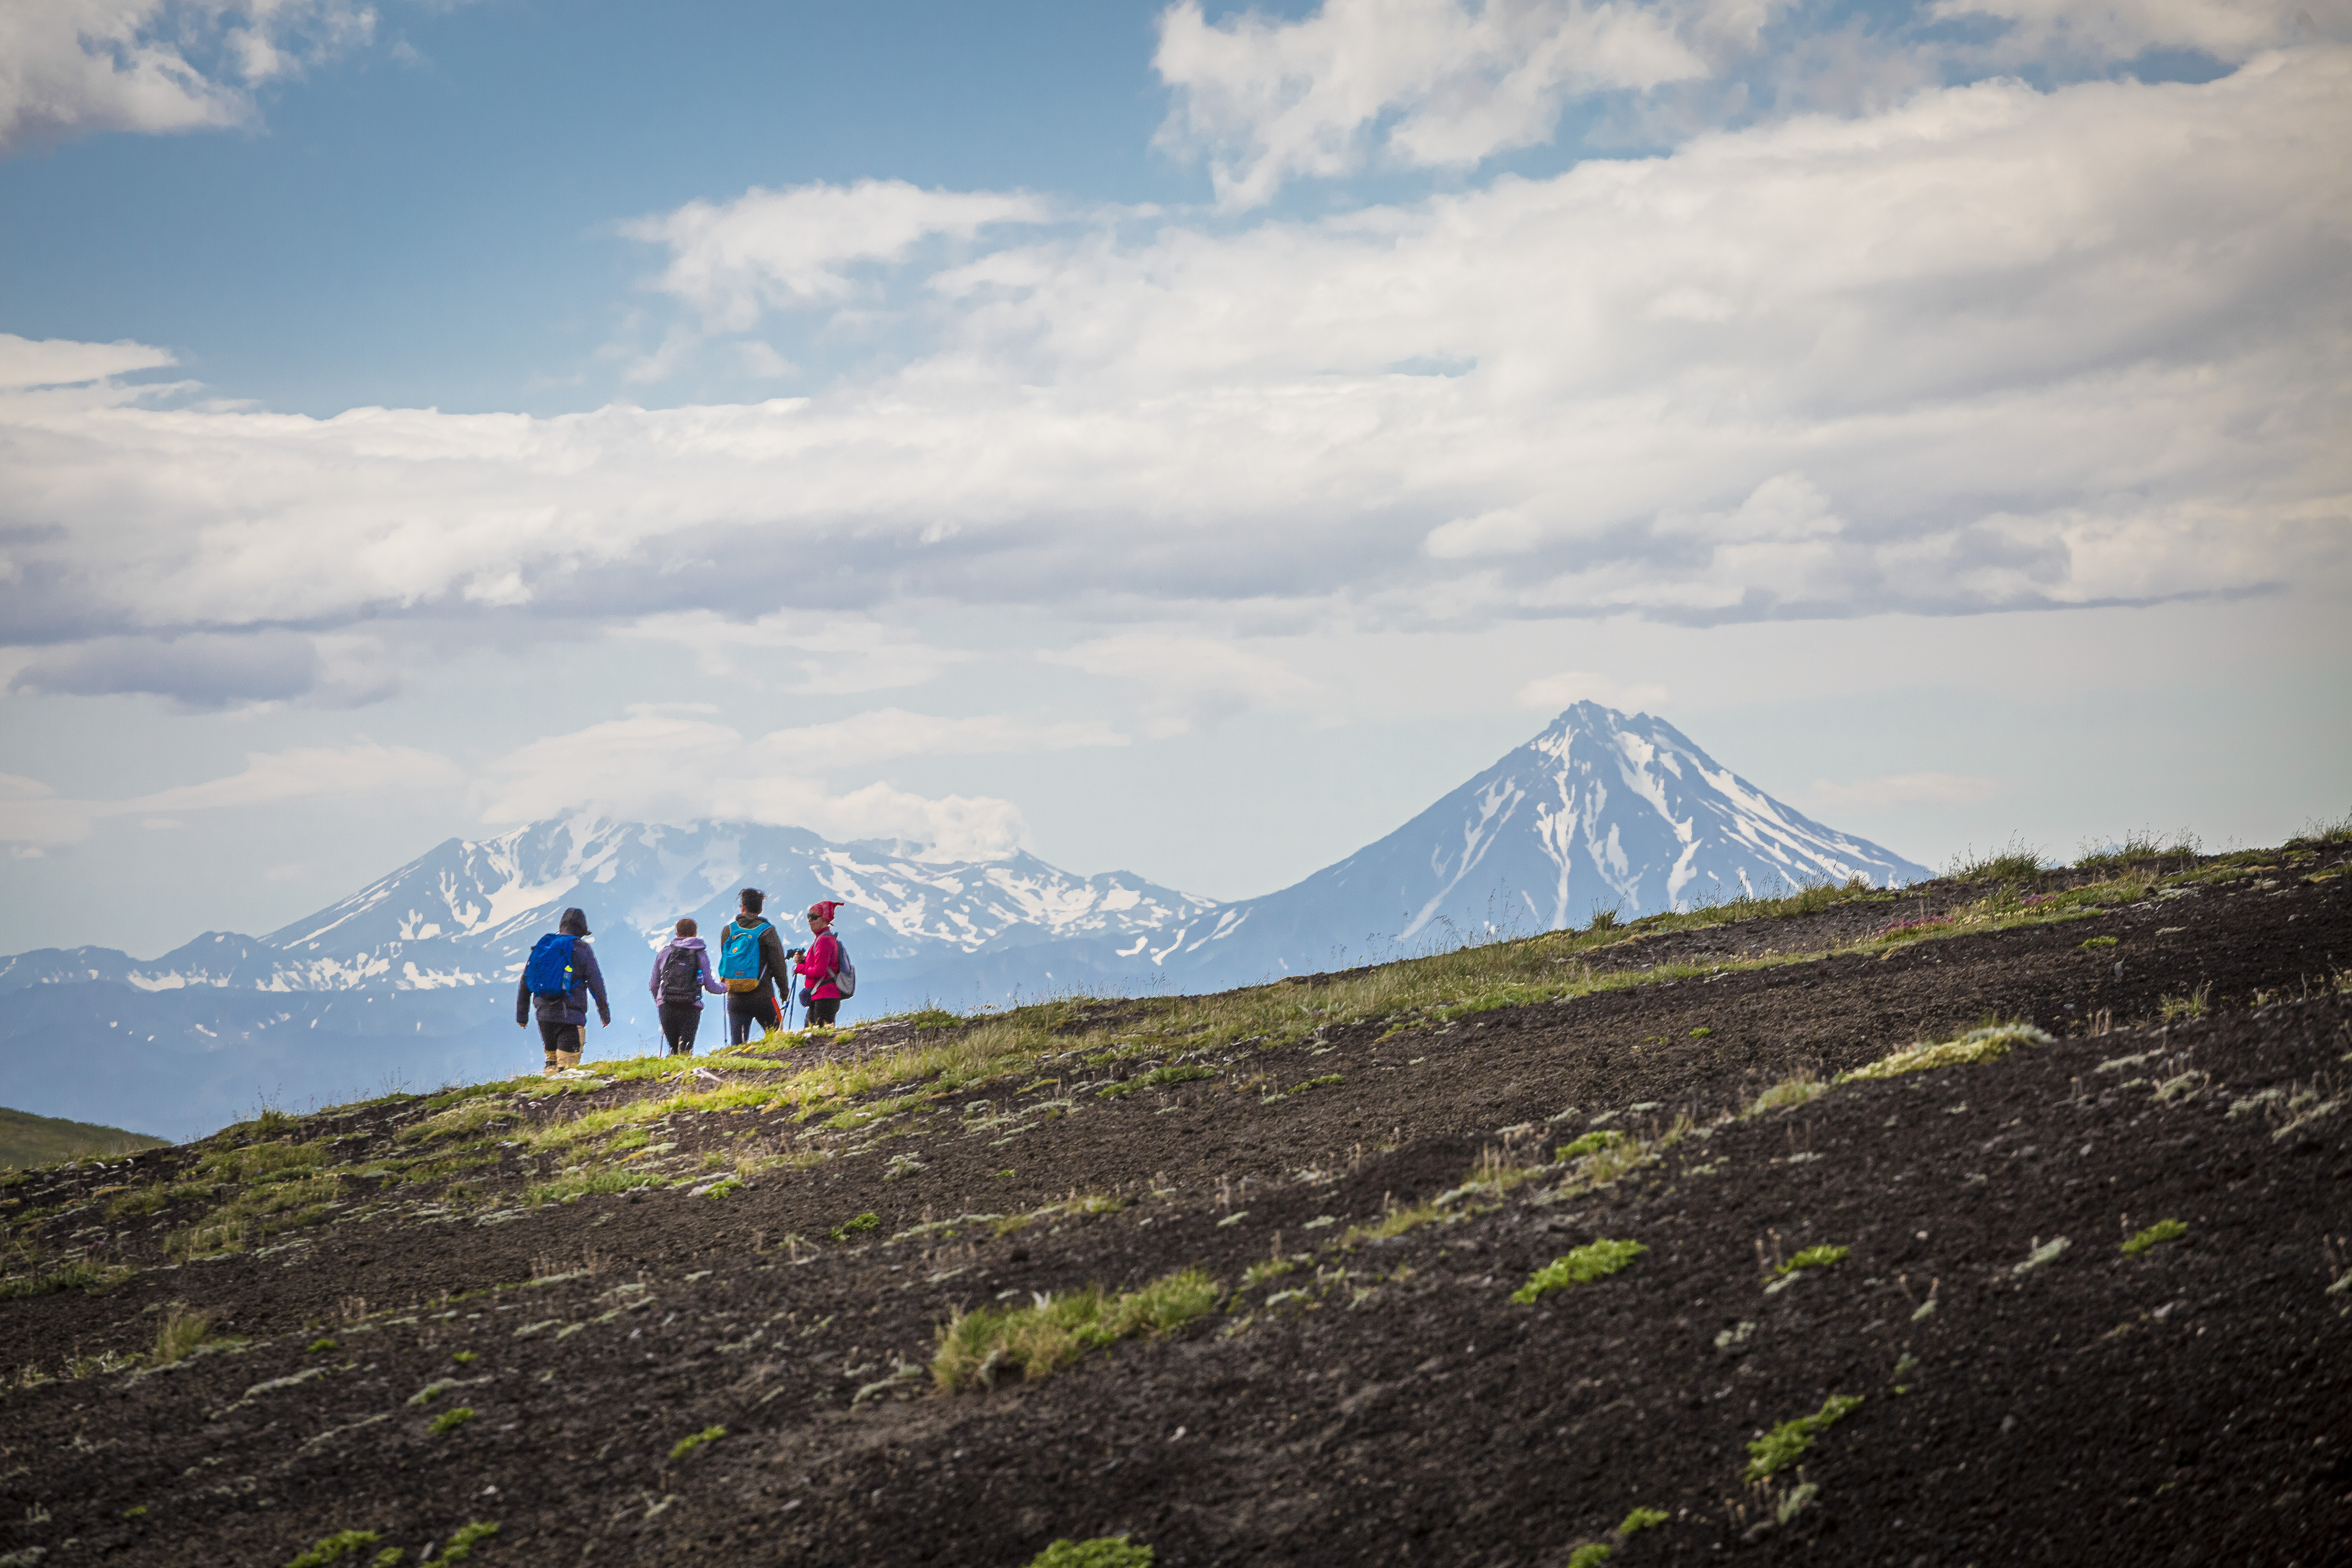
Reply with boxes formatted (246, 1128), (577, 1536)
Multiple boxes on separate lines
(1840, 1022), (2051, 1082)
(1565, 1547), (1612, 1568)
(0, 1256), (137, 1300)
(668, 1425), (725, 1461)
(2121, 1218), (2187, 1256)
(0, 1105), (169, 1169)
(830, 1212), (881, 1242)
(1097, 1065), (1216, 1098)
(1775, 1244), (1849, 1276)
(933, 1268), (1221, 1391)
(1555, 1129), (1628, 1159)
(1946, 837), (2046, 883)
(1027, 1537), (1154, 1568)
(439, 1521), (499, 1561)
(1511, 1239), (1647, 1303)
(285, 1530), (382, 1567)
(428, 1406), (476, 1435)
(1747, 1393), (1864, 1479)
(151, 1306), (223, 1365)
(2080, 935), (2118, 950)
(1619, 1507), (1668, 1535)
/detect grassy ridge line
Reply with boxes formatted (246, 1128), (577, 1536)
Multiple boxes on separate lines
(0, 1106), (169, 1170)
(0, 852), (2310, 1275)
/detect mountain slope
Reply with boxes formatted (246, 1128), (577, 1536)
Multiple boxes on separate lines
(0, 705), (1925, 1136)
(1164, 702), (1928, 988)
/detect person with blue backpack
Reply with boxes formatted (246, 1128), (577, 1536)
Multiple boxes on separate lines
(716, 887), (793, 1047)
(515, 906), (610, 1077)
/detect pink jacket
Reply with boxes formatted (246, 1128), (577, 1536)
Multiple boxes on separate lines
(794, 930), (843, 1000)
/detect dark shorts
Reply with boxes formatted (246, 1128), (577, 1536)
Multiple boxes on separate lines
(803, 996), (840, 1027)
(657, 1003), (701, 1055)
(537, 1021), (582, 1056)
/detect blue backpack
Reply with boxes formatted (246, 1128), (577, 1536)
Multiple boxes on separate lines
(523, 933), (579, 996)
(717, 919), (771, 990)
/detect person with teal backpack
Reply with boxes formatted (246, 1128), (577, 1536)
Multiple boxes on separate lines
(716, 886), (792, 1047)
(514, 906), (610, 1077)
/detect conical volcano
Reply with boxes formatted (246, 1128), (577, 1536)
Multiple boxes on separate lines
(1160, 702), (1929, 986)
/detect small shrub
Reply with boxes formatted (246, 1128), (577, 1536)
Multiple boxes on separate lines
(2159, 986), (2209, 1023)
(1027, 1537), (1153, 1568)
(151, 1306), (219, 1366)
(2121, 1218), (2187, 1257)
(830, 1212), (881, 1242)
(307, 1337), (339, 1353)
(428, 1406), (476, 1435)
(1511, 1238), (1646, 1303)
(669, 1425), (725, 1462)
(286, 1530), (380, 1566)
(934, 1268), (1219, 1391)
(1747, 1393), (1863, 1479)
(1946, 838), (2044, 883)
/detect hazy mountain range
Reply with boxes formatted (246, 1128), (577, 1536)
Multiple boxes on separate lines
(0, 704), (1926, 1138)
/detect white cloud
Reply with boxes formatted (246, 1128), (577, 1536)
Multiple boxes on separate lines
(0, 49), (2346, 666)
(1154, 0), (1740, 208)
(622, 178), (1055, 332)
(1516, 670), (1672, 710)
(757, 708), (1129, 770)
(474, 710), (1052, 861)
(1931, 0), (2352, 64)
(0, 0), (376, 155)
(0, 333), (177, 388)
(0, 743), (460, 848)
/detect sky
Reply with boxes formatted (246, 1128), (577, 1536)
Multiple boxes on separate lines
(1, 0), (2347, 960)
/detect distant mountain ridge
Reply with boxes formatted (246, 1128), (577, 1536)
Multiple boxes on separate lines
(0, 705), (1926, 1138)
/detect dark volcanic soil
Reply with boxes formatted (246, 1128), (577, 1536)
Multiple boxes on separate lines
(3, 851), (2349, 1567)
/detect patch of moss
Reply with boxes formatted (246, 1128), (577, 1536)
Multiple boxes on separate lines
(428, 1405), (476, 1435)
(1512, 1238), (1646, 1303)
(2121, 1218), (2187, 1256)
(934, 1268), (1220, 1391)
(669, 1424), (726, 1461)
(830, 1212), (881, 1242)
(1841, 1023), (2051, 1082)
(285, 1530), (381, 1567)
(1027, 1535), (1154, 1567)
(1747, 1393), (1863, 1479)
(439, 1521), (499, 1561)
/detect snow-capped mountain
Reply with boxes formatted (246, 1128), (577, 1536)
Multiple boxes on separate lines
(0, 704), (1924, 1138)
(1158, 702), (1929, 989)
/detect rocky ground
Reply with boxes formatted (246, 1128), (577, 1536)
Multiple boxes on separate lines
(2, 841), (2348, 1567)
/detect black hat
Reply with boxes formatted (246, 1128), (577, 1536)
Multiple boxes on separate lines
(558, 907), (591, 936)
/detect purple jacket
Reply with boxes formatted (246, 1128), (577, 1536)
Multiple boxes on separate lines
(650, 937), (726, 1011)
(515, 938), (609, 1028)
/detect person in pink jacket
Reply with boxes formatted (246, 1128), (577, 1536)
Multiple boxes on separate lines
(794, 901), (847, 1028)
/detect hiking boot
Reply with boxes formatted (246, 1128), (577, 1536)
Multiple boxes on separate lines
(556, 1049), (583, 1072)
(542, 1055), (560, 1078)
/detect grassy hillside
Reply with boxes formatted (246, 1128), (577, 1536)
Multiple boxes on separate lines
(0, 1106), (168, 1169)
(0, 827), (2347, 1564)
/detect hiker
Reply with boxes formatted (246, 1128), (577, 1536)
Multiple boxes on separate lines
(516, 906), (610, 1077)
(716, 887), (793, 1047)
(648, 916), (725, 1056)
(794, 900), (851, 1029)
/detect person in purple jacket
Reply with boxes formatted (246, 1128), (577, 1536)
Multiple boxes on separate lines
(514, 906), (610, 1076)
(649, 916), (725, 1056)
